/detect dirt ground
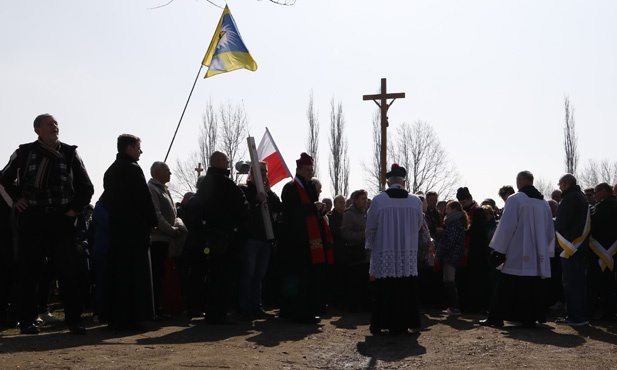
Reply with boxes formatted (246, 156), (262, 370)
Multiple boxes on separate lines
(1, 306), (616, 370)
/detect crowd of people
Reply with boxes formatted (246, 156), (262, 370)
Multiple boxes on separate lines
(1, 113), (616, 337)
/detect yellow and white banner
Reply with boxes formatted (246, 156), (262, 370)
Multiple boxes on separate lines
(557, 208), (590, 259)
(590, 237), (617, 271)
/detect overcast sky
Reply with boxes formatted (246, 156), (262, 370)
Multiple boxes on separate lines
(2, 0), (615, 206)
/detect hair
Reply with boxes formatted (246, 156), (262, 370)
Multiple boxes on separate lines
(417, 195), (425, 203)
(311, 177), (322, 192)
(33, 113), (53, 128)
(482, 204), (495, 220)
(584, 187), (595, 195)
(595, 182), (613, 194)
(446, 200), (470, 229)
(350, 189), (368, 202)
(426, 191), (438, 199)
(437, 200), (447, 208)
(150, 161), (167, 177)
(517, 170), (534, 183)
(209, 151), (227, 165)
(117, 134), (140, 153)
(498, 185), (515, 198)
(386, 176), (405, 186)
(333, 194), (345, 203)
(559, 173), (577, 186)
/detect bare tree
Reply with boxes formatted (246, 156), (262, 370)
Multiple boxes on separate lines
(392, 121), (459, 199)
(328, 98), (349, 197)
(170, 152), (202, 199)
(563, 96), (579, 175)
(171, 100), (219, 198)
(534, 176), (555, 200)
(306, 90), (320, 178)
(579, 159), (617, 188)
(362, 109), (383, 195)
(198, 99), (218, 167)
(219, 101), (249, 179)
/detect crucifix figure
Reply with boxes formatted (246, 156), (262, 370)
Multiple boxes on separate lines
(363, 78), (405, 190)
(195, 162), (204, 177)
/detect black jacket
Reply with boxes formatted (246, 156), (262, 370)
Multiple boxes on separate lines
(103, 153), (157, 232)
(196, 166), (250, 240)
(591, 195), (617, 248)
(241, 181), (282, 241)
(555, 185), (589, 243)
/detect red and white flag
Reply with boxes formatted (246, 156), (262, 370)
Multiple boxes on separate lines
(256, 128), (292, 187)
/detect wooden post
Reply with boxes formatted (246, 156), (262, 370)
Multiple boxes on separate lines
(247, 137), (275, 240)
(363, 78), (405, 190)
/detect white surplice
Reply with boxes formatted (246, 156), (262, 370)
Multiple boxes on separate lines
(489, 191), (555, 278)
(365, 185), (424, 279)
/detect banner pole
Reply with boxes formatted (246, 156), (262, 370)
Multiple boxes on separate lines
(164, 65), (204, 162)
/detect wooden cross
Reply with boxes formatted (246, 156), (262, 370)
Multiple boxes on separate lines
(363, 78), (405, 190)
(195, 162), (204, 177)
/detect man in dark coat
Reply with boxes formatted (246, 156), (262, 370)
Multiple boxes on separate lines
(455, 187), (489, 313)
(103, 134), (157, 330)
(196, 151), (249, 324)
(279, 152), (329, 323)
(588, 182), (617, 321)
(555, 173), (590, 326)
(0, 113), (94, 335)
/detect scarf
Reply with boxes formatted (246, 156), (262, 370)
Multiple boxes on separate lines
(33, 140), (62, 189)
(444, 211), (464, 226)
(519, 185), (543, 200)
(294, 179), (328, 264)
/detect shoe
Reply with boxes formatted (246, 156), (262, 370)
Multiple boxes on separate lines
(38, 312), (60, 324)
(20, 324), (41, 335)
(549, 301), (565, 310)
(479, 318), (504, 328)
(186, 310), (206, 318)
(252, 309), (275, 319)
(205, 317), (238, 325)
(292, 316), (321, 324)
(69, 325), (87, 335)
(442, 308), (461, 316)
(555, 318), (589, 326)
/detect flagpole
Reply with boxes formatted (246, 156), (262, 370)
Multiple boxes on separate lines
(164, 65), (204, 162)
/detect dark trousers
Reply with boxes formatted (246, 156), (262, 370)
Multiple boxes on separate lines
(178, 248), (208, 313)
(17, 208), (84, 328)
(150, 241), (169, 313)
(561, 248), (589, 322)
(588, 258), (617, 319)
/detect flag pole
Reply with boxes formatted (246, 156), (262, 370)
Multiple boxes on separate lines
(164, 65), (204, 162)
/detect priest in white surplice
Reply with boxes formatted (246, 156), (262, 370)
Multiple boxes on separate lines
(479, 171), (555, 328)
(365, 164), (425, 335)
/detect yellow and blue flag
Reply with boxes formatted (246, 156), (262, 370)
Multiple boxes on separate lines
(202, 5), (257, 78)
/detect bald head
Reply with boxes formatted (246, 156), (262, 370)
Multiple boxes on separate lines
(558, 173), (577, 191)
